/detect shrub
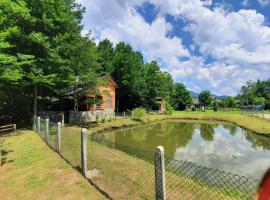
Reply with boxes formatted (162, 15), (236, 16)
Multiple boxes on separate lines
(213, 101), (218, 112)
(131, 107), (147, 121)
(191, 107), (196, 111)
(165, 103), (174, 115)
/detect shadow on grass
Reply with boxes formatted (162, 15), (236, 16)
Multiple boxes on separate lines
(0, 138), (14, 166)
(42, 136), (113, 200)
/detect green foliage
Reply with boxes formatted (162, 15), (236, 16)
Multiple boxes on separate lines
(0, 0), (91, 121)
(239, 79), (270, 109)
(172, 83), (192, 110)
(131, 108), (147, 121)
(219, 97), (237, 109)
(165, 102), (174, 115)
(199, 90), (212, 107)
(97, 39), (114, 75)
(213, 101), (218, 112)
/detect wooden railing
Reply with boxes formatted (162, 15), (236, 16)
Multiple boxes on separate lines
(0, 124), (16, 133)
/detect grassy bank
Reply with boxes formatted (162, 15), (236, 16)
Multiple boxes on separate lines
(171, 111), (270, 135)
(0, 131), (105, 200)
(84, 111), (270, 135)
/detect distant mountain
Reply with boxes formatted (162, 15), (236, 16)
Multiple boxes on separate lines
(212, 94), (230, 100)
(189, 90), (229, 100)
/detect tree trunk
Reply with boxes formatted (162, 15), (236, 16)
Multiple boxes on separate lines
(33, 84), (37, 116)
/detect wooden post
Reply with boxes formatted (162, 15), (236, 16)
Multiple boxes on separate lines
(37, 117), (41, 133)
(45, 119), (49, 143)
(81, 128), (87, 177)
(13, 124), (16, 133)
(61, 113), (64, 127)
(155, 146), (166, 200)
(124, 111), (126, 118)
(56, 122), (61, 153)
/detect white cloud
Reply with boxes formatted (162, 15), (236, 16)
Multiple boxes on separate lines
(77, 0), (270, 95)
(258, 0), (270, 6)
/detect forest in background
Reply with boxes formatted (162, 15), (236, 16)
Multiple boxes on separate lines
(0, 0), (179, 125)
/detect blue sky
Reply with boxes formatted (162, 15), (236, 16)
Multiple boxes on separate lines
(77, 0), (270, 95)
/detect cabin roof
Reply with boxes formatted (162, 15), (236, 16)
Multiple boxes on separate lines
(99, 75), (118, 88)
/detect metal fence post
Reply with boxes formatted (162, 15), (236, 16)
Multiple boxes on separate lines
(37, 116), (41, 133)
(56, 122), (61, 153)
(45, 119), (49, 143)
(81, 128), (87, 177)
(61, 113), (64, 127)
(33, 116), (37, 132)
(155, 146), (166, 200)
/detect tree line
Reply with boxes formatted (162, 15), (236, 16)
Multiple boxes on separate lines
(1, 0), (269, 125)
(239, 79), (270, 109)
(0, 0), (192, 125)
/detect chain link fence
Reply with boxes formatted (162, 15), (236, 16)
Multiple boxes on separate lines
(61, 125), (81, 169)
(164, 158), (257, 200)
(242, 110), (270, 120)
(87, 137), (155, 199)
(32, 117), (259, 200)
(48, 121), (57, 151)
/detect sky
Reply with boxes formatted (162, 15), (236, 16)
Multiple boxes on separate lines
(77, 0), (270, 96)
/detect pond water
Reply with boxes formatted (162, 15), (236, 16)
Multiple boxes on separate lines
(96, 120), (270, 179)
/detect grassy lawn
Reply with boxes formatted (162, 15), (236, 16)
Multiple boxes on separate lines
(0, 131), (105, 200)
(171, 110), (270, 135)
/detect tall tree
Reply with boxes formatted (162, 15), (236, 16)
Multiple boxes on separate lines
(172, 83), (192, 110)
(0, 0), (85, 119)
(199, 90), (212, 107)
(112, 42), (145, 111)
(97, 39), (114, 75)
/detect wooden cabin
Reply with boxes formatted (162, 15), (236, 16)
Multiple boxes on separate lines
(60, 76), (118, 112)
(156, 97), (166, 112)
(83, 76), (118, 111)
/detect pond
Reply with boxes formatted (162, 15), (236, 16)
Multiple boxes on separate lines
(94, 120), (270, 179)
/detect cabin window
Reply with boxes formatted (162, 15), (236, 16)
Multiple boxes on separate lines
(106, 95), (112, 108)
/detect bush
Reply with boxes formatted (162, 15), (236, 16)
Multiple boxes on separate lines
(213, 101), (218, 112)
(131, 108), (147, 121)
(191, 107), (196, 111)
(165, 103), (174, 115)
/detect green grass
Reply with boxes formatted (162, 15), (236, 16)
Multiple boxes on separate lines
(171, 110), (270, 135)
(0, 131), (105, 200)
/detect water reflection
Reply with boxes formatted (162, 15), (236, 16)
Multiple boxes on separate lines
(99, 121), (270, 179)
(200, 124), (215, 141)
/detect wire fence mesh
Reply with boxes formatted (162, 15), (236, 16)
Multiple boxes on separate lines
(61, 126), (81, 169)
(32, 118), (259, 200)
(48, 121), (57, 151)
(39, 118), (46, 140)
(164, 158), (257, 200)
(87, 137), (155, 199)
